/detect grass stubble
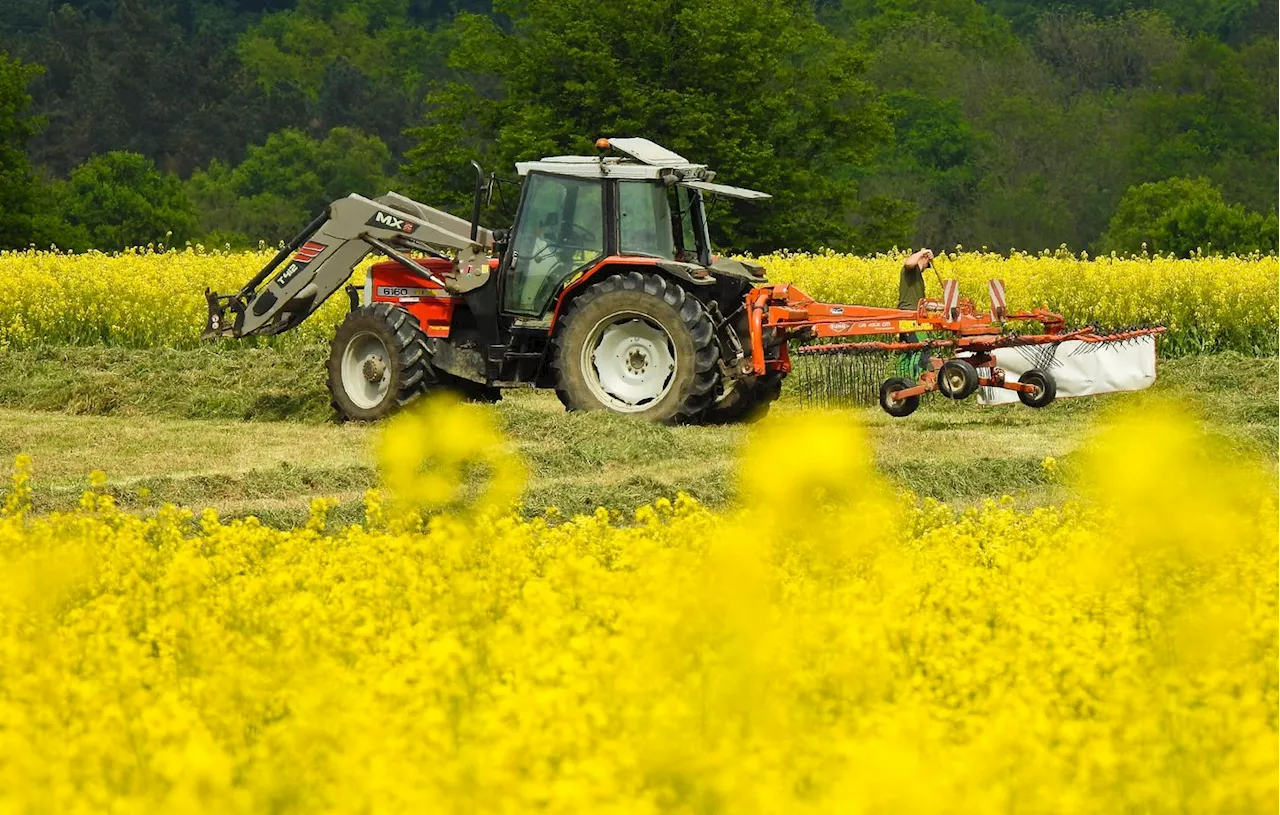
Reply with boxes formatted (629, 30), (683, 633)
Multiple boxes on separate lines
(0, 345), (1273, 527)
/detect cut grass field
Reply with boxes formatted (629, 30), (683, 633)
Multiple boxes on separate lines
(1, 344), (1274, 526)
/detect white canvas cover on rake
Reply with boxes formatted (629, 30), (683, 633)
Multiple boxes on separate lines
(977, 335), (1158, 405)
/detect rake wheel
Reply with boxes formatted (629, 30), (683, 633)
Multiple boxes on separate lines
(938, 358), (980, 400)
(879, 376), (921, 418)
(1017, 369), (1057, 408)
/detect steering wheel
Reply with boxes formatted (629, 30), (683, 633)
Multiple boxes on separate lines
(562, 222), (596, 247)
(530, 222), (596, 264)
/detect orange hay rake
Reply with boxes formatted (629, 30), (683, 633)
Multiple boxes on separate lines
(746, 279), (1165, 417)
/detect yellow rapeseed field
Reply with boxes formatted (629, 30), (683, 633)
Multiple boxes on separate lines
(764, 249), (1279, 356)
(0, 396), (1275, 812)
(0, 248), (1274, 354)
(0, 248), (361, 351)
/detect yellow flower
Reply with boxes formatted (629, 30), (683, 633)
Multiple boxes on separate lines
(0, 392), (1273, 813)
(1041, 455), (1059, 480)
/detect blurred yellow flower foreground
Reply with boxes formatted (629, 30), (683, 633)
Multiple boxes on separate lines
(0, 398), (1275, 813)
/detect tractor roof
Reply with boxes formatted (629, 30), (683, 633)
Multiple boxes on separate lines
(514, 137), (771, 201)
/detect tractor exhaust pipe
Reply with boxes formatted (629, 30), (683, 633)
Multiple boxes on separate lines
(469, 160), (484, 241)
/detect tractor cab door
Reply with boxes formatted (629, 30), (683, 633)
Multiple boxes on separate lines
(502, 173), (605, 317)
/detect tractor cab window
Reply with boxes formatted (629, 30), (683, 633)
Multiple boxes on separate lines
(505, 173), (605, 315)
(619, 182), (676, 259)
(617, 181), (709, 266)
(674, 185), (708, 265)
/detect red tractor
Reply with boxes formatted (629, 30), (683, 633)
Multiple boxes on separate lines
(204, 137), (1160, 423)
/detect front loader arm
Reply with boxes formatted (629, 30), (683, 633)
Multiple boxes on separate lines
(203, 193), (492, 340)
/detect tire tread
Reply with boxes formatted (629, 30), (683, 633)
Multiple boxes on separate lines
(551, 271), (719, 423)
(326, 304), (431, 421)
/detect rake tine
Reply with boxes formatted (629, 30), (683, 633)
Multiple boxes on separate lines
(788, 347), (895, 408)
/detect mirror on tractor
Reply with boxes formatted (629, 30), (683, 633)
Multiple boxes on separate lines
(487, 175), (522, 221)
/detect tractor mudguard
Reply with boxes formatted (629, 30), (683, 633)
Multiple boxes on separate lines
(653, 260), (717, 287)
(707, 256), (768, 285)
(549, 258), (721, 333)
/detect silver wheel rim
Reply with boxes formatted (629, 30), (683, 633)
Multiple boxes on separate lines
(582, 312), (677, 413)
(341, 330), (392, 410)
(944, 368), (968, 393)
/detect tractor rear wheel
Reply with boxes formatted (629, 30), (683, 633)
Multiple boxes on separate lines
(327, 303), (430, 421)
(553, 272), (719, 423)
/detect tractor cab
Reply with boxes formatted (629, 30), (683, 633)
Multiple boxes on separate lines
(498, 137), (770, 319)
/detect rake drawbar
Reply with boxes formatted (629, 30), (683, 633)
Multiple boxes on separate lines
(745, 280), (1165, 416)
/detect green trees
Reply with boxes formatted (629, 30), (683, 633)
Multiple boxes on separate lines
(12, 1), (278, 177)
(237, 3), (445, 154)
(1099, 177), (1278, 257)
(0, 53), (58, 248)
(189, 127), (393, 245)
(403, 0), (900, 253)
(858, 91), (980, 248)
(979, 0), (1276, 42)
(0, 1), (1274, 254)
(57, 152), (197, 251)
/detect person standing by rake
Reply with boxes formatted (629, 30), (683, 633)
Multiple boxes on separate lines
(896, 248), (934, 378)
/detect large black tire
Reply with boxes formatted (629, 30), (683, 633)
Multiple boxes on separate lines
(327, 303), (431, 421)
(552, 271), (719, 423)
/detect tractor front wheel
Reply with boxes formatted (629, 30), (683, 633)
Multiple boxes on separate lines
(553, 272), (719, 423)
(327, 303), (430, 421)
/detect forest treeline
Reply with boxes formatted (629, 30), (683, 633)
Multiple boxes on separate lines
(0, 0), (1275, 255)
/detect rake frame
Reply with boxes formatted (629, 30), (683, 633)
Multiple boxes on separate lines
(746, 281), (1165, 405)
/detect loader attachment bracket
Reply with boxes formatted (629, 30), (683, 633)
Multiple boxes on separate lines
(203, 289), (246, 340)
